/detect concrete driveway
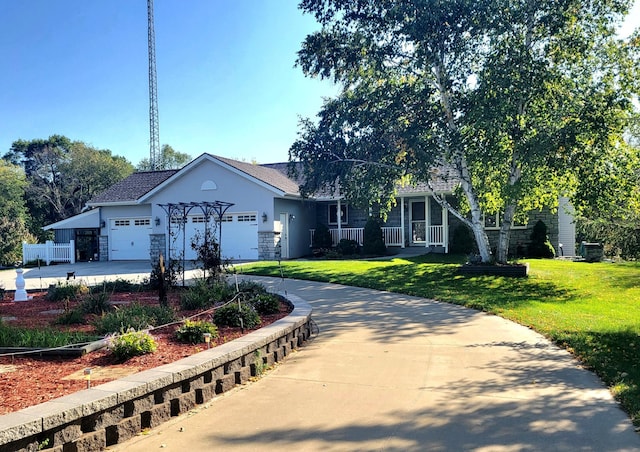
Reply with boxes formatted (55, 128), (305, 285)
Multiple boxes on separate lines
(108, 276), (640, 452)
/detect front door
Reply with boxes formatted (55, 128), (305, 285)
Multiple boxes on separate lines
(279, 213), (290, 259)
(410, 201), (426, 244)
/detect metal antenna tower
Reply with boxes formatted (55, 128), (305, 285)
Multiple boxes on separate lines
(147, 0), (160, 170)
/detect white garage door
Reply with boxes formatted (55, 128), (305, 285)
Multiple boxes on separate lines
(110, 218), (152, 260)
(170, 213), (258, 261)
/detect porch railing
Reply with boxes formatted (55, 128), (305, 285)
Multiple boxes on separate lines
(22, 240), (75, 266)
(309, 227), (405, 247)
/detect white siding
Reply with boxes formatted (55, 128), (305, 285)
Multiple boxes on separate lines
(557, 197), (576, 256)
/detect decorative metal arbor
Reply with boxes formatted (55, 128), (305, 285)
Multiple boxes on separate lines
(157, 201), (234, 284)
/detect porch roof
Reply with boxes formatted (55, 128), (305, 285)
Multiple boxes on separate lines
(43, 208), (100, 231)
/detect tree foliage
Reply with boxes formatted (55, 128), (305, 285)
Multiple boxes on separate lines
(291, 0), (640, 263)
(137, 144), (191, 171)
(2, 135), (134, 239)
(0, 161), (33, 266)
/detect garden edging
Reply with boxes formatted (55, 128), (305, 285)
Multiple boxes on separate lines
(0, 292), (313, 452)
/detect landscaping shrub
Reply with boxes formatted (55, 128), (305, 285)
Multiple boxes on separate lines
(81, 291), (113, 315)
(235, 280), (267, 296)
(363, 217), (386, 256)
(180, 279), (214, 310)
(213, 302), (260, 329)
(528, 220), (556, 258)
(46, 282), (89, 302)
(180, 279), (235, 311)
(55, 308), (86, 325)
(108, 330), (157, 362)
(313, 223), (333, 248)
(94, 303), (175, 334)
(91, 278), (139, 294)
(450, 224), (475, 254)
(175, 319), (219, 344)
(250, 293), (281, 315)
(336, 239), (359, 256)
(0, 324), (98, 348)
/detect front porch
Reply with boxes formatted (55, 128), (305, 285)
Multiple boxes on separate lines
(311, 195), (450, 251)
(310, 224), (447, 249)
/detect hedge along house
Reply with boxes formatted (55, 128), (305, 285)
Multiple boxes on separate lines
(44, 152), (576, 265)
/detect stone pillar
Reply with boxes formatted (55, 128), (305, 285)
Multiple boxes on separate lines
(258, 231), (279, 260)
(99, 235), (109, 262)
(150, 234), (167, 268)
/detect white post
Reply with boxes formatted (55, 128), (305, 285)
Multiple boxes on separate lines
(442, 203), (449, 252)
(14, 268), (28, 302)
(45, 240), (52, 265)
(425, 196), (429, 248)
(69, 240), (76, 264)
(400, 197), (405, 248)
(337, 198), (342, 245)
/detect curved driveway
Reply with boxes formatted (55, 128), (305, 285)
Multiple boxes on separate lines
(109, 276), (640, 452)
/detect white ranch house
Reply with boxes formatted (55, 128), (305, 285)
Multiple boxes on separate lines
(39, 153), (576, 265)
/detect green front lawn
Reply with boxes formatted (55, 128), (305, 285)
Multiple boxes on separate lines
(239, 255), (640, 425)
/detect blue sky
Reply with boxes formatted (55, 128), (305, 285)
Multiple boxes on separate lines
(0, 1), (638, 167)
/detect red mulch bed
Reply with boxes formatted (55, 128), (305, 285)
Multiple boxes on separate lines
(0, 289), (291, 415)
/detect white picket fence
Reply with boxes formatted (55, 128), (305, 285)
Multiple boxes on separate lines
(22, 240), (75, 265)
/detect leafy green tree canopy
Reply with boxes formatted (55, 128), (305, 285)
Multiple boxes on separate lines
(137, 144), (192, 171)
(291, 0), (640, 263)
(0, 160), (33, 265)
(3, 136), (134, 239)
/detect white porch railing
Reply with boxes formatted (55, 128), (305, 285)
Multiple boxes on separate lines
(309, 226), (406, 247)
(22, 240), (75, 265)
(429, 225), (445, 246)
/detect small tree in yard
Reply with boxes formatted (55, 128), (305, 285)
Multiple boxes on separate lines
(290, 0), (640, 264)
(528, 220), (555, 258)
(363, 217), (386, 256)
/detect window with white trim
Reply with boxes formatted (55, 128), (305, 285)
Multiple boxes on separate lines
(328, 204), (348, 225)
(191, 216), (207, 223)
(238, 214), (257, 222)
(114, 220), (130, 227)
(134, 219), (150, 226)
(484, 213), (527, 229)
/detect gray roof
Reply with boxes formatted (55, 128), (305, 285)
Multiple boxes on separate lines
(88, 154), (458, 205)
(88, 170), (178, 204)
(213, 155), (300, 195)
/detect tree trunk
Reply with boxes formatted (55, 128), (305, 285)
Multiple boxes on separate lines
(496, 203), (516, 264)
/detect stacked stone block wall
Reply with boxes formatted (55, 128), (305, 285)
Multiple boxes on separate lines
(0, 293), (312, 452)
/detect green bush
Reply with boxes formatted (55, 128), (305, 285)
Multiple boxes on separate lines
(213, 302), (261, 329)
(336, 239), (359, 256)
(0, 324), (98, 348)
(250, 293), (281, 315)
(180, 279), (214, 310)
(363, 217), (386, 256)
(108, 330), (157, 362)
(91, 278), (139, 294)
(235, 280), (267, 296)
(180, 279), (235, 310)
(94, 303), (175, 334)
(175, 319), (219, 344)
(313, 223), (333, 248)
(450, 224), (475, 254)
(46, 282), (89, 302)
(81, 291), (113, 315)
(528, 220), (556, 258)
(55, 308), (86, 325)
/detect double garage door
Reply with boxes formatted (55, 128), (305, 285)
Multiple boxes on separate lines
(110, 214), (258, 261)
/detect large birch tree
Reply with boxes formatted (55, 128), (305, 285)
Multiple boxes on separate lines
(290, 0), (639, 263)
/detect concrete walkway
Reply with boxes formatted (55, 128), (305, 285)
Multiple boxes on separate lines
(107, 276), (640, 452)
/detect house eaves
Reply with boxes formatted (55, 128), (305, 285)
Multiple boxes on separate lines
(87, 170), (178, 207)
(138, 153), (300, 203)
(43, 208), (100, 231)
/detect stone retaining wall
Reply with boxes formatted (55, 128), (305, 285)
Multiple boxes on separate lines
(0, 293), (313, 452)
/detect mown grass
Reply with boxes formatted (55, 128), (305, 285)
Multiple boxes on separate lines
(239, 255), (640, 425)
